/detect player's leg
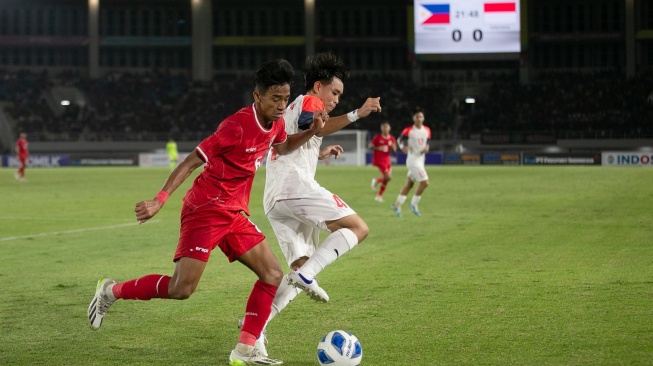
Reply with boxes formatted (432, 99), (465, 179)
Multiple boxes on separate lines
(88, 257), (206, 330)
(409, 169), (429, 216)
(267, 204), (316, 314)
(88, 204), (220, 330)
(17, 157), (26, 181)
(376, 166), (392, 201)
(230, 238), (284, 365)
(286, 192), (364, 300)
(392, 176), (414, 216)
(371, 164), (382, 191)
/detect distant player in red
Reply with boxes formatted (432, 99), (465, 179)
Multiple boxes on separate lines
(369, 122), (396, 202)
(87, 59), (328, 366)
(15, 132), (28, 182)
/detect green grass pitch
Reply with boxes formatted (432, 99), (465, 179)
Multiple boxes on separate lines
(1, 165), (652, 365)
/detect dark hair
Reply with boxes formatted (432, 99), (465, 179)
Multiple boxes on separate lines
(303, 51), (350, 91)
(412, 107), (424, 116)
(254, 59), (294, 92)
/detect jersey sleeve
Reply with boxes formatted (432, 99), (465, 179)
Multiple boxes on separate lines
(196, 119), (241, 162)
(272, 118), (288, 145)
(425, 126), (432, 139)
(297, 95), (325, 130)
(371, 134), (381, 146)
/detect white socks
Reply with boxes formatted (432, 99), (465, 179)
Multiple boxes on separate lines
(411, 195), (421, 207)
(395, 194), (407, 207)
(267, 276), (300, 323)
(266, 228), (359, 325)
(299, 228), (358, 280)
(396, 194), (421, 207)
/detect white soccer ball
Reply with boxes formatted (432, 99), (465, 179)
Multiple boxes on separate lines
(316, 330), (363, 366)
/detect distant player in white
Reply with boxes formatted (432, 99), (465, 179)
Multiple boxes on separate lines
(256, 52), (381, 355)
(391, 107), (431, 217)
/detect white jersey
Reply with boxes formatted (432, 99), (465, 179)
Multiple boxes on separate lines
(400, 125), (431, 168)
(264, 94), (324, 213)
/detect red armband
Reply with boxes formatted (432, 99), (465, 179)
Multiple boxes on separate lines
(155, 191), (169, 204)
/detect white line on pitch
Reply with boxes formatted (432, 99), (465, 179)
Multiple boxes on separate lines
(0, 220), (160, 242)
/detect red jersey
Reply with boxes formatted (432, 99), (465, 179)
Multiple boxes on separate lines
(371, 133), (396, 166)
(16, 138), (28, 157)
(184, 104), (287, 215)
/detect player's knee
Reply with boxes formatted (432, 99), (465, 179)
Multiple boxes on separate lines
(168, 284), (196, 300)
(352, 220), (369, 242)
(260, 266), (284, 287)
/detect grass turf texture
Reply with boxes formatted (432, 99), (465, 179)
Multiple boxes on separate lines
(0, 165), (652, 365)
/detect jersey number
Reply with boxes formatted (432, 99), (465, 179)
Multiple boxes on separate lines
(333, 194), (348, 208)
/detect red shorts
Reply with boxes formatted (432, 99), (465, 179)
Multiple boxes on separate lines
(175, 202), (265, 263)
(18, 154), (27, 166)
(374, 161), (392, 175)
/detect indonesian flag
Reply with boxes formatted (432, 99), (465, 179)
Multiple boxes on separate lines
(484, 2), (517, 24)
(418, 4), (450, 25)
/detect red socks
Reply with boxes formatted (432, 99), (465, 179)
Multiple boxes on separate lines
(112, 274), (170, 300)
(239, 280), (278, 344)
(379, 183), (387, 196)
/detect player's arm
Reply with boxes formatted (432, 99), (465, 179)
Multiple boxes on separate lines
(319, 145), (344, 160)
(134, 150), (205, 224)
(368, 138), (378, 151)
(397, 135), (408, 154)
(274, 110), (328, 155)
(316, 97), (382, 137)
(390, 138), (397, 153)
(423, 139), (431, 154)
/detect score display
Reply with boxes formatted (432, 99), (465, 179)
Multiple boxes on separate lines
(414, 0), (521, 54)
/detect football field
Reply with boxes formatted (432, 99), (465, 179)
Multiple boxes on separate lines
(1, 165), (652, 365)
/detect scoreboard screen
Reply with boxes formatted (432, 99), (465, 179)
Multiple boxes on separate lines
(414, 0), (521, 54)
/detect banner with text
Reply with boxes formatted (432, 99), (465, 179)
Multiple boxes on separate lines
(602, 152), (653, 167)
(2, 154), (70, 168)
(522, 153), (601, 165)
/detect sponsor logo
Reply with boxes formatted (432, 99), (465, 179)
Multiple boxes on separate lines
(194, 247), (209, 253)
(603, 153), (653, 166)
(245, 147), (257, 153)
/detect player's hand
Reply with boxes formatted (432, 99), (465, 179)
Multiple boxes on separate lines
(319, 145), (344, 160)
(356, 97), (382, 118)
(135, 199), (163, 224)
(309, 110), (329, 133)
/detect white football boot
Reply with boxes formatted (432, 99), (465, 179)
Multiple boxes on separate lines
(228, 347), (282, 365)
(88, 278), (116, 330)
(287, 270), (329, 303)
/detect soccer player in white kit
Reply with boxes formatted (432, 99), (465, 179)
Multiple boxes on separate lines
(391, 107), (431, 217)
(255, 52), (381, 355)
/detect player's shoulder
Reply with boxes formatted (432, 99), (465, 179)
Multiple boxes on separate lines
(401, 126), (413, 135)
(302, 95), (325, 112)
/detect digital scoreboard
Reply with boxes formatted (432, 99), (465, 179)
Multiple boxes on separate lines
(414, 0), (521, 54)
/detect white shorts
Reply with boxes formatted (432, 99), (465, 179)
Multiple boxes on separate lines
(267, 189), (356, 267)
(407, 164), (429, 182)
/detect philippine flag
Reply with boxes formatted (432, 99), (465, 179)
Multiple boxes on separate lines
(484, 2), (517, 25)
(419, 4), (450, 25)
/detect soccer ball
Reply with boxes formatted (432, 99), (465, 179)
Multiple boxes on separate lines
(316, 330), (363, 366)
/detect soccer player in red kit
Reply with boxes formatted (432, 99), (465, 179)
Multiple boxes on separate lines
(87, 59), (327, 365)
(14, 132), (28, 182)
(369, 121), (396, 202)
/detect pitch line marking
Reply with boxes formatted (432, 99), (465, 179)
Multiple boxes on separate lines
(0, 220), (160, 242)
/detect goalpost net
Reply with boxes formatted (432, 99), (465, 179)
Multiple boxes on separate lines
(318, 130), (369, 166)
